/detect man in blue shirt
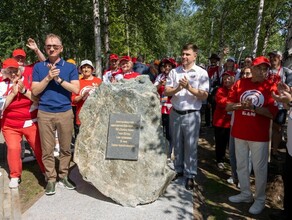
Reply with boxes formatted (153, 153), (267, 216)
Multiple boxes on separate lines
(32, 33), (80, 195)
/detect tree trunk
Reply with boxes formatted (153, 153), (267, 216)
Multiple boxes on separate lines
(93, 0), (102, 77)
(261, 24), (271, 56)
(283, 7), (292, 69)
(103, 0), (110, 70)
(209, 18), (214, 57)
(252, 0), (265, 57)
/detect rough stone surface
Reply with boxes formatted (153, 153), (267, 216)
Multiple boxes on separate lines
(74, 76), (175, 207)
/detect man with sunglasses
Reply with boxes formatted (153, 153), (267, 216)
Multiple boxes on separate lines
(32, 33), (80, 195)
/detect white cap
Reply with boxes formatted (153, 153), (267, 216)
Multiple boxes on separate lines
(79, 59), (95, 72)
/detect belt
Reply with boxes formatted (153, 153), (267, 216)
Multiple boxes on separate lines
(173, 108), (198, 115)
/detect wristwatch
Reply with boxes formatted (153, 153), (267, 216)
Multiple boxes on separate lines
(57, 76), (65, 85)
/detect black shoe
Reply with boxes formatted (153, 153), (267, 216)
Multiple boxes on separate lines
(172, 172), (183, 181)
(269, 210), (288, 220)
(272, 153), (283, 161)
(185, 178), (195, 190)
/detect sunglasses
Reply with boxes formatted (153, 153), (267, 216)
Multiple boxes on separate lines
(45, 45), (62, 50)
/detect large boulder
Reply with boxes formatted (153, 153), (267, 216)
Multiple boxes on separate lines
(74, 75), (175, 207)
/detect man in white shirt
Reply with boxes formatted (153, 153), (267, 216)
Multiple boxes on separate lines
(165, 43), (209, 190)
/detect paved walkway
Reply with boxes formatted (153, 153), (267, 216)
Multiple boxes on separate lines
(22, 165), (194, 220)
(0, 133), (194, 220)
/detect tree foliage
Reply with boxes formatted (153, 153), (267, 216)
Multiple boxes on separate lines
(0, 0), (290, 66)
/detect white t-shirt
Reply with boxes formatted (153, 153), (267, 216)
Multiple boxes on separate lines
(154, 73), (167, 86)
(166, 64), (209, 111)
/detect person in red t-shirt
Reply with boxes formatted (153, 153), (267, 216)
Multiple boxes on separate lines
(112, 56), (140, 81)
(212, 71), (235, 169)
(72, 60), (102, 136)
(0, 58), (45, 188)
(103, 54), (122, 84)
(205, 53), (221, 127)
(154, 58), (176, 160)
(12, 39), (46, 158)
(226, 56), (278, 215)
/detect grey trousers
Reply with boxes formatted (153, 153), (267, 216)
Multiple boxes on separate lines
(235, 138), (268, 204)
(170, 109), (200, 178)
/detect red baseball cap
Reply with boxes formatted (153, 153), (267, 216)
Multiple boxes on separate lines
(12, 49), (26, 58)
(222, 71), (235, 77)
(119, 55), (131, 62)
(162, 58), (176, 68)
(110, 54), (119, 60)
(252, 56), (271, 67)
(2, 58), (19, 69)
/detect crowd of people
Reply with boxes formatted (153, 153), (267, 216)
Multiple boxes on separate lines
(0, 35), (292, 218)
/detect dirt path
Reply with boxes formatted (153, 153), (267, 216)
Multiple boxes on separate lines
(194, 126), (284, 219)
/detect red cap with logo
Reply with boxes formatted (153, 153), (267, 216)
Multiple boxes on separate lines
(110, 54), (119, 61)
(12, 49), (26, 58)
(2, 58), (19, 69)
(252, 56), (271, 67)
(119, 55), (131, 62)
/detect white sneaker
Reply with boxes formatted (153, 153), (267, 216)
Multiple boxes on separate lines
(227, 177), (234, 184)
(249, 200), (265, 215)
(229, 193), (253, 203)
(9, 178), (19, 188)
(53, 149), (60, 157)
(54, 144), (60, 157)
(217, 162), (225, 170)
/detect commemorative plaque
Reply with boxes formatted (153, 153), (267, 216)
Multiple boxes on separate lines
(106, 113), (141, 160)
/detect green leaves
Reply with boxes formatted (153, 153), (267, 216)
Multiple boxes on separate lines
(0, 0), (290, 65)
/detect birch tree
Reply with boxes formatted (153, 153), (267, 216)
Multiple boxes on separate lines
(284, 6), (292, 69)
(93, 0), (102, 77)
(103, 0), (110, 69)
(252, 0), (265, 57)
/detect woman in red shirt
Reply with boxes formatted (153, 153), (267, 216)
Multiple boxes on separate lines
(0, 58), (45, 188)
(212, 71), (235, 169)
(72, 60), (102, 136)
(154, 58), (176, 160)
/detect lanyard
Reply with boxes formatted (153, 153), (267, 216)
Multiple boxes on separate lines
(3, 80), (13, 97)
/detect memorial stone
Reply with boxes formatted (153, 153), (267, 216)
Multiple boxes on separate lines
(74, 76), (175, 207)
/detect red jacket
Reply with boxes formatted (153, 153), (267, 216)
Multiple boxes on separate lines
(213, 86), (232, 128)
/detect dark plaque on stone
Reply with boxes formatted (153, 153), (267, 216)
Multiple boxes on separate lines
(106, 113), (141, 160)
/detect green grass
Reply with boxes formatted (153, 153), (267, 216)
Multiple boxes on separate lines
(19, 161), (45, 212)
